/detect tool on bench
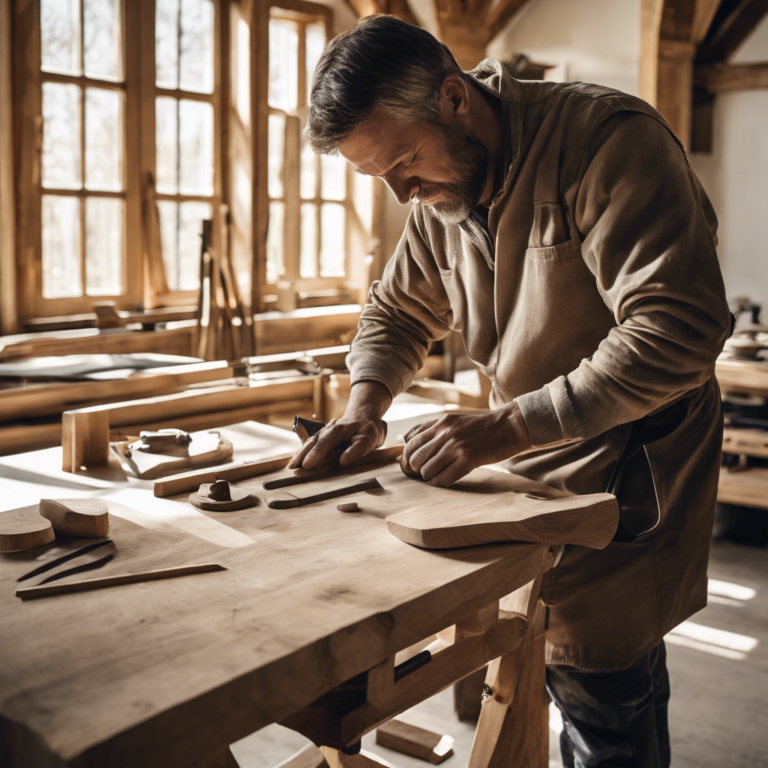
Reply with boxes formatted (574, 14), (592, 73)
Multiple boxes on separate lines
(16, 562), (227, 600)
(190, 479), (257, 511)
(17, 539), (114, 582)
(37, 554), (114, 585)
(268, 478), (382, 509)
(293, 416), (351, 461)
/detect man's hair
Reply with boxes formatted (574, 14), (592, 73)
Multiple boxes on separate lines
(307, 15), (467, 155)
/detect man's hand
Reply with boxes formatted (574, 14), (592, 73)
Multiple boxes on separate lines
(401, 402), (532, 486)
(288, 381), (392, 470)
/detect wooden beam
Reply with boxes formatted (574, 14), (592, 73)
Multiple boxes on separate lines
(485, 0), (531, 41)
(695, 61), (768, 89)
(697, 0), (768, 63)
(692, 0), (724, 44)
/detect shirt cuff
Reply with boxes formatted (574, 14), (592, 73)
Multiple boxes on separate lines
(515, 375), (583, 446)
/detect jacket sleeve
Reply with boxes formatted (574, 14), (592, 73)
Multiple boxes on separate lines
(346, 207), (454, 398)
(515, 113), (732, 445)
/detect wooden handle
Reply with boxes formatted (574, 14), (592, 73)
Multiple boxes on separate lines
(16, 563), (226, 600)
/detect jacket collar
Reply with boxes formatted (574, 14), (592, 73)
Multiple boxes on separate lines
(466, 58), (524, 205)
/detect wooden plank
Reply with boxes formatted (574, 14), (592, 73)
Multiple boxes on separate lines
(386, 470), (618, 550)
(376, 719), (454, 764)
(718, 466), (768, 509)
(697, 0), (768, 63)
(692, 0), (724, 43)
(0, 451), (552, 768)
(275, 745), (329, 768)
(722, 427), (768, 458)
(695, 62), (768, 90)
(717, 357), (768, 396)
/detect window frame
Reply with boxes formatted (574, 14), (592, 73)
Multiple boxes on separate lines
(12, 0), (225, 321)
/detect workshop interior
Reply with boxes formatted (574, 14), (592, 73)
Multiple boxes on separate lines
(0, 0), (766, 767)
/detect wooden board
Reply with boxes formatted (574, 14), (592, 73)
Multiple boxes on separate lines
(385, 471), (618, 550)
(0, 458), (552, 768)
(0, 506), (55, 553)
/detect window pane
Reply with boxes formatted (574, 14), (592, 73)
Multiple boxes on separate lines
(266, 201), (284, 284)
(84, 0), (120, 80)
(157, 200), (179, 289)
(300, 133), (316, 200)
(321, 153), (346, 201)
(179, 99), (214, 195)
(268, 113), (284, 199)
(86, 197), (123, 295)
(268, 18), (298, 112)
(300, 203), (317, 278)
(42, 195), (81, 298)
(41, 0), (81, 76)
(155, 97), (178, 194)
(42, 82), (81, 190)
(235, 18), (250, 125)
(320, 203), (345, 278)
(305, 22), (325, 97)
(85, 88), (122, 191)
(178, 202), (211, 290)
(180, 0), (214, 94)
(156, 0), (180, 88)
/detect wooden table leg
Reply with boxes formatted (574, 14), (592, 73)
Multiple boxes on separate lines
(467, 582), (548, 768)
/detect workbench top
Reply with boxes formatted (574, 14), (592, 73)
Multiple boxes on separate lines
(0, 420), (551, 768)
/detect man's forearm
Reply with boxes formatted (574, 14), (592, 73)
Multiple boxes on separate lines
(346, 380), (393, 420)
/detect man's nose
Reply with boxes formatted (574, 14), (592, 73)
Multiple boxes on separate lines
(383, 173), (418, 206)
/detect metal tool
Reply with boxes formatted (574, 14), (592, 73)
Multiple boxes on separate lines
(17, 539), (113, 583)
(268, 478), (382, 509)
(37, 554), (114, 585)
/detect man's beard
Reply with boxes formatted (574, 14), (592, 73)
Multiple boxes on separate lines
(414, 122), (489, 225)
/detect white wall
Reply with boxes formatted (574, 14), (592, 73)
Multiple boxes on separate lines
(688, 16), (768, 313)
(487, 0), (641, 95)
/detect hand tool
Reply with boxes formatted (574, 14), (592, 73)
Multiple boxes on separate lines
(268, 478), (382, 509)
(38, 554), (114, 585)
(17, 539), (113, 582)
(16, 563), (227, 600)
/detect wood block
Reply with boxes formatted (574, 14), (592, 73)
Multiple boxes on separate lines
(39, 499), (110, 538)
(0, 506), (55, 553)
(274, 744), (329, 768)
(376, 719), (454, 764)
(386, 472), (618, 550)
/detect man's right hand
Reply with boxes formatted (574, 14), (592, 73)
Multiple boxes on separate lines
(288, 381), (392, 470)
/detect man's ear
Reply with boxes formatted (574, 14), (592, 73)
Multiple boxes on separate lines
(438, 74), (469, 121)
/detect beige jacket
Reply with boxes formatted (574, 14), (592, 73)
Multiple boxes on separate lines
(348, 60), (731, 668)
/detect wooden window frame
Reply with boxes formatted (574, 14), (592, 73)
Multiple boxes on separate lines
(12, 0), (226, 322)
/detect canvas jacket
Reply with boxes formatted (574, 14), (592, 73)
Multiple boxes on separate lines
(347, 59), (731, 668)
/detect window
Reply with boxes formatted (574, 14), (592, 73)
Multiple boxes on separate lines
(265, 6), (353, 291)
(14, 0), (220, 320)
(152, 0), (217, 295)
(38, 0), (129, 306)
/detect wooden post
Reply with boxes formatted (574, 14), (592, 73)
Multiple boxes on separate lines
(61, 410), (111, 472)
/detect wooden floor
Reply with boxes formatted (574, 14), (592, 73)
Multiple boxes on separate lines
(233, 539), (768, 768)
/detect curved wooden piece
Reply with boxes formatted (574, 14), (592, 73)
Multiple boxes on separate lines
(0, 506), (55, 553)
(386, 470), (618, 550)
(39, 499), (110, 538)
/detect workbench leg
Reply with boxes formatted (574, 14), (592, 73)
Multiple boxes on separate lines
(467, 600), (548, 768)
(320, 745), (399, 768)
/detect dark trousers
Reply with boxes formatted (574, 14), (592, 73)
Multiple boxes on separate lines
(546, 640), (671, 768)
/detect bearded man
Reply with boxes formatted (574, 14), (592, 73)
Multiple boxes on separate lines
(289, 15), (731, 768)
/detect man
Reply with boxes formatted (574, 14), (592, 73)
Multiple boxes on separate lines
(290, 15), (731, 767)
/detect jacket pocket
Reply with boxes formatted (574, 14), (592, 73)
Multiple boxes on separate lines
(524, 240), (582, 262)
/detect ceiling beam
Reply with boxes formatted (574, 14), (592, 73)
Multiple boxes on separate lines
(485, 0), (531, 40)
(691, 0), (724, 44)
(695, 61), (768, 88)
(697, 0), (768, 62)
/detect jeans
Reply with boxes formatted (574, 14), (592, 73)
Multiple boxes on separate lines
(546, 641), (671, 768)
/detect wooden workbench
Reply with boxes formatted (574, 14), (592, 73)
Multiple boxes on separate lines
(0, 419), (554, 768)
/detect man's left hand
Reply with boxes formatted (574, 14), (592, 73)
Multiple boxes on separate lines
(401, 402), (532, 486)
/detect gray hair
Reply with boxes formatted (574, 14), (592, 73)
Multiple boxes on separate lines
(307, 15), (468, 154)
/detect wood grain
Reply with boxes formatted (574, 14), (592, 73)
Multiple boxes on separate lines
(0, 456), (551, 768)
(386, 470), (618, 550)
(376, 719), (454, 764)
(0, 505), (55, 553)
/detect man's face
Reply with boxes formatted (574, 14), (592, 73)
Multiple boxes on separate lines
(337, 112), (489, 225)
